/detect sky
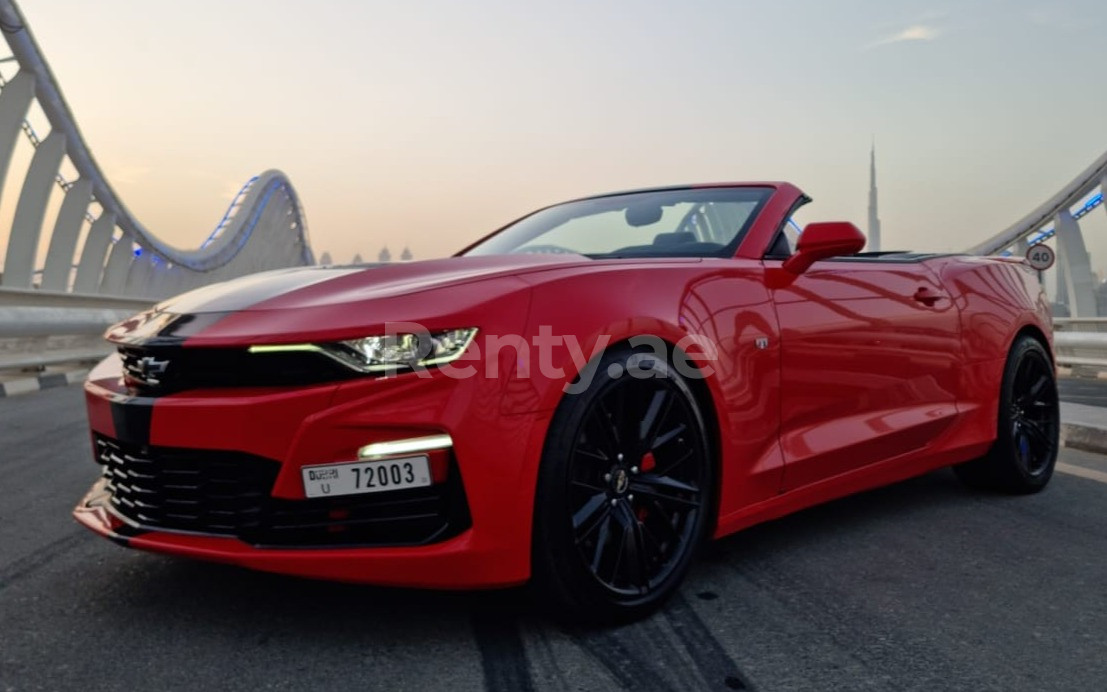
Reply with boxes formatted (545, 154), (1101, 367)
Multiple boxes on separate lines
(8, 0), (1107, 269)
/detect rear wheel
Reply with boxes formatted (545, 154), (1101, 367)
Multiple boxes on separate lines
(531, 349), (714, 624)
(954, 335), (1059, 493)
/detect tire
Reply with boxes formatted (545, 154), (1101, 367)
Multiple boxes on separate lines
(531, 348), (715, 624)
(953, 335), (1059, 494)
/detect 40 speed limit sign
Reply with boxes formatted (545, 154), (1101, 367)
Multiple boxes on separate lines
(1025, 244), (1055, 271)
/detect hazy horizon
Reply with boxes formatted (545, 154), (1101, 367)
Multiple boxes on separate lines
(7, 0), (1107, 272)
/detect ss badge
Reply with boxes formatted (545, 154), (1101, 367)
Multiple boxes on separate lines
(755, 337), (769, 350)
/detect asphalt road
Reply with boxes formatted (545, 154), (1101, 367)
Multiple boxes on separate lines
(3, 385), (1107, 691)
(1058, 375), (1107, 408)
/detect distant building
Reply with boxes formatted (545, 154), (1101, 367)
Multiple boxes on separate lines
(400, 246), (413, 261)
(351, 253), (363, 265)
(378, 246), (391, 263)
(868, 143), (882, 252)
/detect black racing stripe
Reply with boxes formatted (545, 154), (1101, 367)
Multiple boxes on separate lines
(107, 311), (234, 348)
(147, 312), (231, 346)
(161, 266), (363, 315)
(109, 396), (155, 447)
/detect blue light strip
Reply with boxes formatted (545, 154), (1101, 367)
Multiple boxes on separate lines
(1024, 191), (1103, 247)
(140, 176), (289, 275)
(229, 179), (285, 256)
(200, 175), (260, 249)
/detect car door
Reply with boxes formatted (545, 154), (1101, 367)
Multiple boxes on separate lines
(768, 257), (963, 490)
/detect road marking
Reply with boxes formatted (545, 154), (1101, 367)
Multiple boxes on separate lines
(1057, 462), (1107, 485)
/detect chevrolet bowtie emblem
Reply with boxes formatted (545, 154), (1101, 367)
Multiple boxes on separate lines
(137, 356), (170, 384)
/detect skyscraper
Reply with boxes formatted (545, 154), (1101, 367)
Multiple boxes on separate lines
(868, 143), (882, 252)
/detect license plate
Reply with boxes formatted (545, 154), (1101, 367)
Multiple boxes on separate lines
(301, 456), (431, 498)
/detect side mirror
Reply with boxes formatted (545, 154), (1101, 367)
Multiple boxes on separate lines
(782, 221), (866, 274)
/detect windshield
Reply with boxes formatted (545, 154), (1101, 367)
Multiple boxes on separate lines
(462, 187), (773, 259)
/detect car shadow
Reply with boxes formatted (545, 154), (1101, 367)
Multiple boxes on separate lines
(77, 467), (1002, 690)
(96, 467), (984, 627)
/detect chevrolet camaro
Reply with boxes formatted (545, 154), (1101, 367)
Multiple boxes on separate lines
(75, 182), (1059, 622)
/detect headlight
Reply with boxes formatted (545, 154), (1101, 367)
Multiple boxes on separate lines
(248, 328), (478, 373)
(336, 328), (478, 371)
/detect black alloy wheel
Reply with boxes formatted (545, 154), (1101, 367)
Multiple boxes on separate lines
(532, 349), (714, 623)
(954, 335), (1059, 493)
(1008, 345), (1059, 477)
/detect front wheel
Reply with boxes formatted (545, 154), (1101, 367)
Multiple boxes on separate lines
(531, 349), (714, 624)
(954, 335), (1059, 493)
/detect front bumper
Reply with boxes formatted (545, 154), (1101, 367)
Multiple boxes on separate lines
(76, 353), (551, 589)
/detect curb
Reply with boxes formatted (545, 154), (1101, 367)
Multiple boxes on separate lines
(0, 369), (88, 397)
(1059, 402), (1107, 455)
(1062, 422), (1107, 455)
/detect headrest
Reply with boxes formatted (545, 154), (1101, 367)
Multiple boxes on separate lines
(653, 232), (696, 246)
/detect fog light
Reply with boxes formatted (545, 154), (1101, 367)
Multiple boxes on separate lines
(358, 434), (453, 460)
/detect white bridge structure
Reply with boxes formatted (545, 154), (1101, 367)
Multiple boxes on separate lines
(0, 0), (313, 369)
(970, 150), (1107, 319)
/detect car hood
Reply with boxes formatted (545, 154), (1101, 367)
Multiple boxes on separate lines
(107, 254), (588, 347)
(156, 254), (590, 315)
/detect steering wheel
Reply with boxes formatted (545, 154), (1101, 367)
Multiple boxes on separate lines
(514, 244), (579, 255)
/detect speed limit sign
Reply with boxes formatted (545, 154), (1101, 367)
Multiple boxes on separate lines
(1025, 244), (1055, 271)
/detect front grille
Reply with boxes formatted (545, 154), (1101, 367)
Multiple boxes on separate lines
(118, 346), (360, 395)
(98, 436), (276, 535)
(96, 436), (470, 547)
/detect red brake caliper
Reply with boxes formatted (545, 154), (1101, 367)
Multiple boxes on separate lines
(637, 452), (657, 521)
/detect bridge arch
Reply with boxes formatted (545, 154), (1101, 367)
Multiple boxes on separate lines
(0, 0), (313, 300)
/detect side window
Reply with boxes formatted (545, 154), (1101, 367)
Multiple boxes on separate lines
(766, 218), (802, 258)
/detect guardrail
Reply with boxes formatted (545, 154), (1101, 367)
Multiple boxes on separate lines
(1054, 319), (1107, 370)
(0, 288), (149, 370)
(1053, 318), (1107, 333)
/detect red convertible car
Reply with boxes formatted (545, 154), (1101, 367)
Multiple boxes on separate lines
(76, 182), (1058, 622)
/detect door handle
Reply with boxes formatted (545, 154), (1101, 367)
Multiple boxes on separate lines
(912, 287), (946, 306)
